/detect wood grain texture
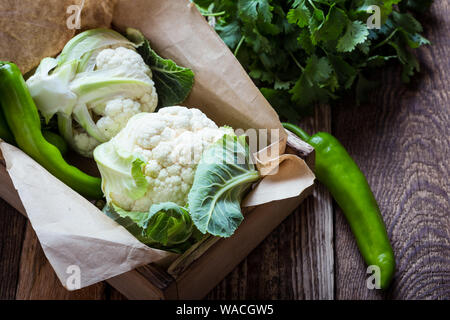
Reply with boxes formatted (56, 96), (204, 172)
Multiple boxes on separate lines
(333, 1), (449, 300)
(207, 105), (334, 300)
(0, 198), (26, 299)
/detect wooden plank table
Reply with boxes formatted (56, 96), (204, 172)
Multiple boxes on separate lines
(0, 2), (448, 300)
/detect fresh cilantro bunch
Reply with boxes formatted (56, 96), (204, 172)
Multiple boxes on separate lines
(194, 0), (433, 119)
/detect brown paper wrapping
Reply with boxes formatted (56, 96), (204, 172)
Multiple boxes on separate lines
(0, 0), (116, 73)
(112, 0), (285, 144)
(0, 0), (315, 290)
(0, 142), (172, 289)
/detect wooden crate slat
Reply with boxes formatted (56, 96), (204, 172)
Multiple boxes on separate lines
(176, 195), (312, 299)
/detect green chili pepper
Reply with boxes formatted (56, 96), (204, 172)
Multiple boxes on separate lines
(0, 61), (103, 199)
(1, 110), (69, 156)
(0, 107), (15, 145)
(2, 111), (72, 156)
(283, 122), (395, 289)
(42, 130), (69, 156)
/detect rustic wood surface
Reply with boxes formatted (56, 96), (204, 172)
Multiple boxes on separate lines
(0, 2), (448, 300)
(332, 3), (450, 299)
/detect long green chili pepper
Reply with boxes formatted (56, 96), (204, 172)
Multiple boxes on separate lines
(0, 107), (15, 145)
(1, 112), (71, 156)
(283, 122), (395, 289)
(42, 130), (69, 156)
(0, 61), (103, 199)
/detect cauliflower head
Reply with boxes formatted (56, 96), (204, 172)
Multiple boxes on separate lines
(26, 29), (158, 157)
(89, 46), (158, 136)
(94, 106), (233, 212)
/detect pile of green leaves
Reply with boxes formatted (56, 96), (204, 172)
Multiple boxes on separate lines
(194, 0), (433, 119)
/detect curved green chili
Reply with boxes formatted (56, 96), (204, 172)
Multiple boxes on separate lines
(0, 61), (103, 199)
(0, 107), (15, 145)
(283, 122), (395, 289)
(1, 110), (69, 156)
(42, 130), (69, 156)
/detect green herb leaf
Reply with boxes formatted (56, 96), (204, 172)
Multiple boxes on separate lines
(391, 11), (423, 34)
(216, 20), (242, 49)
(287, 3), (311, 28)
(304, 55), (333, 83)
(261, 88), (300, 120)
(297, 29), (315, 54)
(238, 0), (272, 23)
(313, 5), (348, 43)
(337, 21), (370, 52)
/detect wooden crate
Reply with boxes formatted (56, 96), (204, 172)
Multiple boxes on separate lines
(0, 131), (314, 299)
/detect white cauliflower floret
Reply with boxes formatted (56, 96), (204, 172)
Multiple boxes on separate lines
(94, 106), (234, 212)
(73, 131), (101, 158)
(96, 47), (153, 80)
(26, 29), (161, 158)
(96, 98), (142, 139)
(73, 47), (158, 156)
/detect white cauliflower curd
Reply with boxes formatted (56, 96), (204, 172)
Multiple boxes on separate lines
(26, 29), (158, 157)
(94, 106), (233, 212)
(71, 46), (159, 156)
(92, 47), (158, 138)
